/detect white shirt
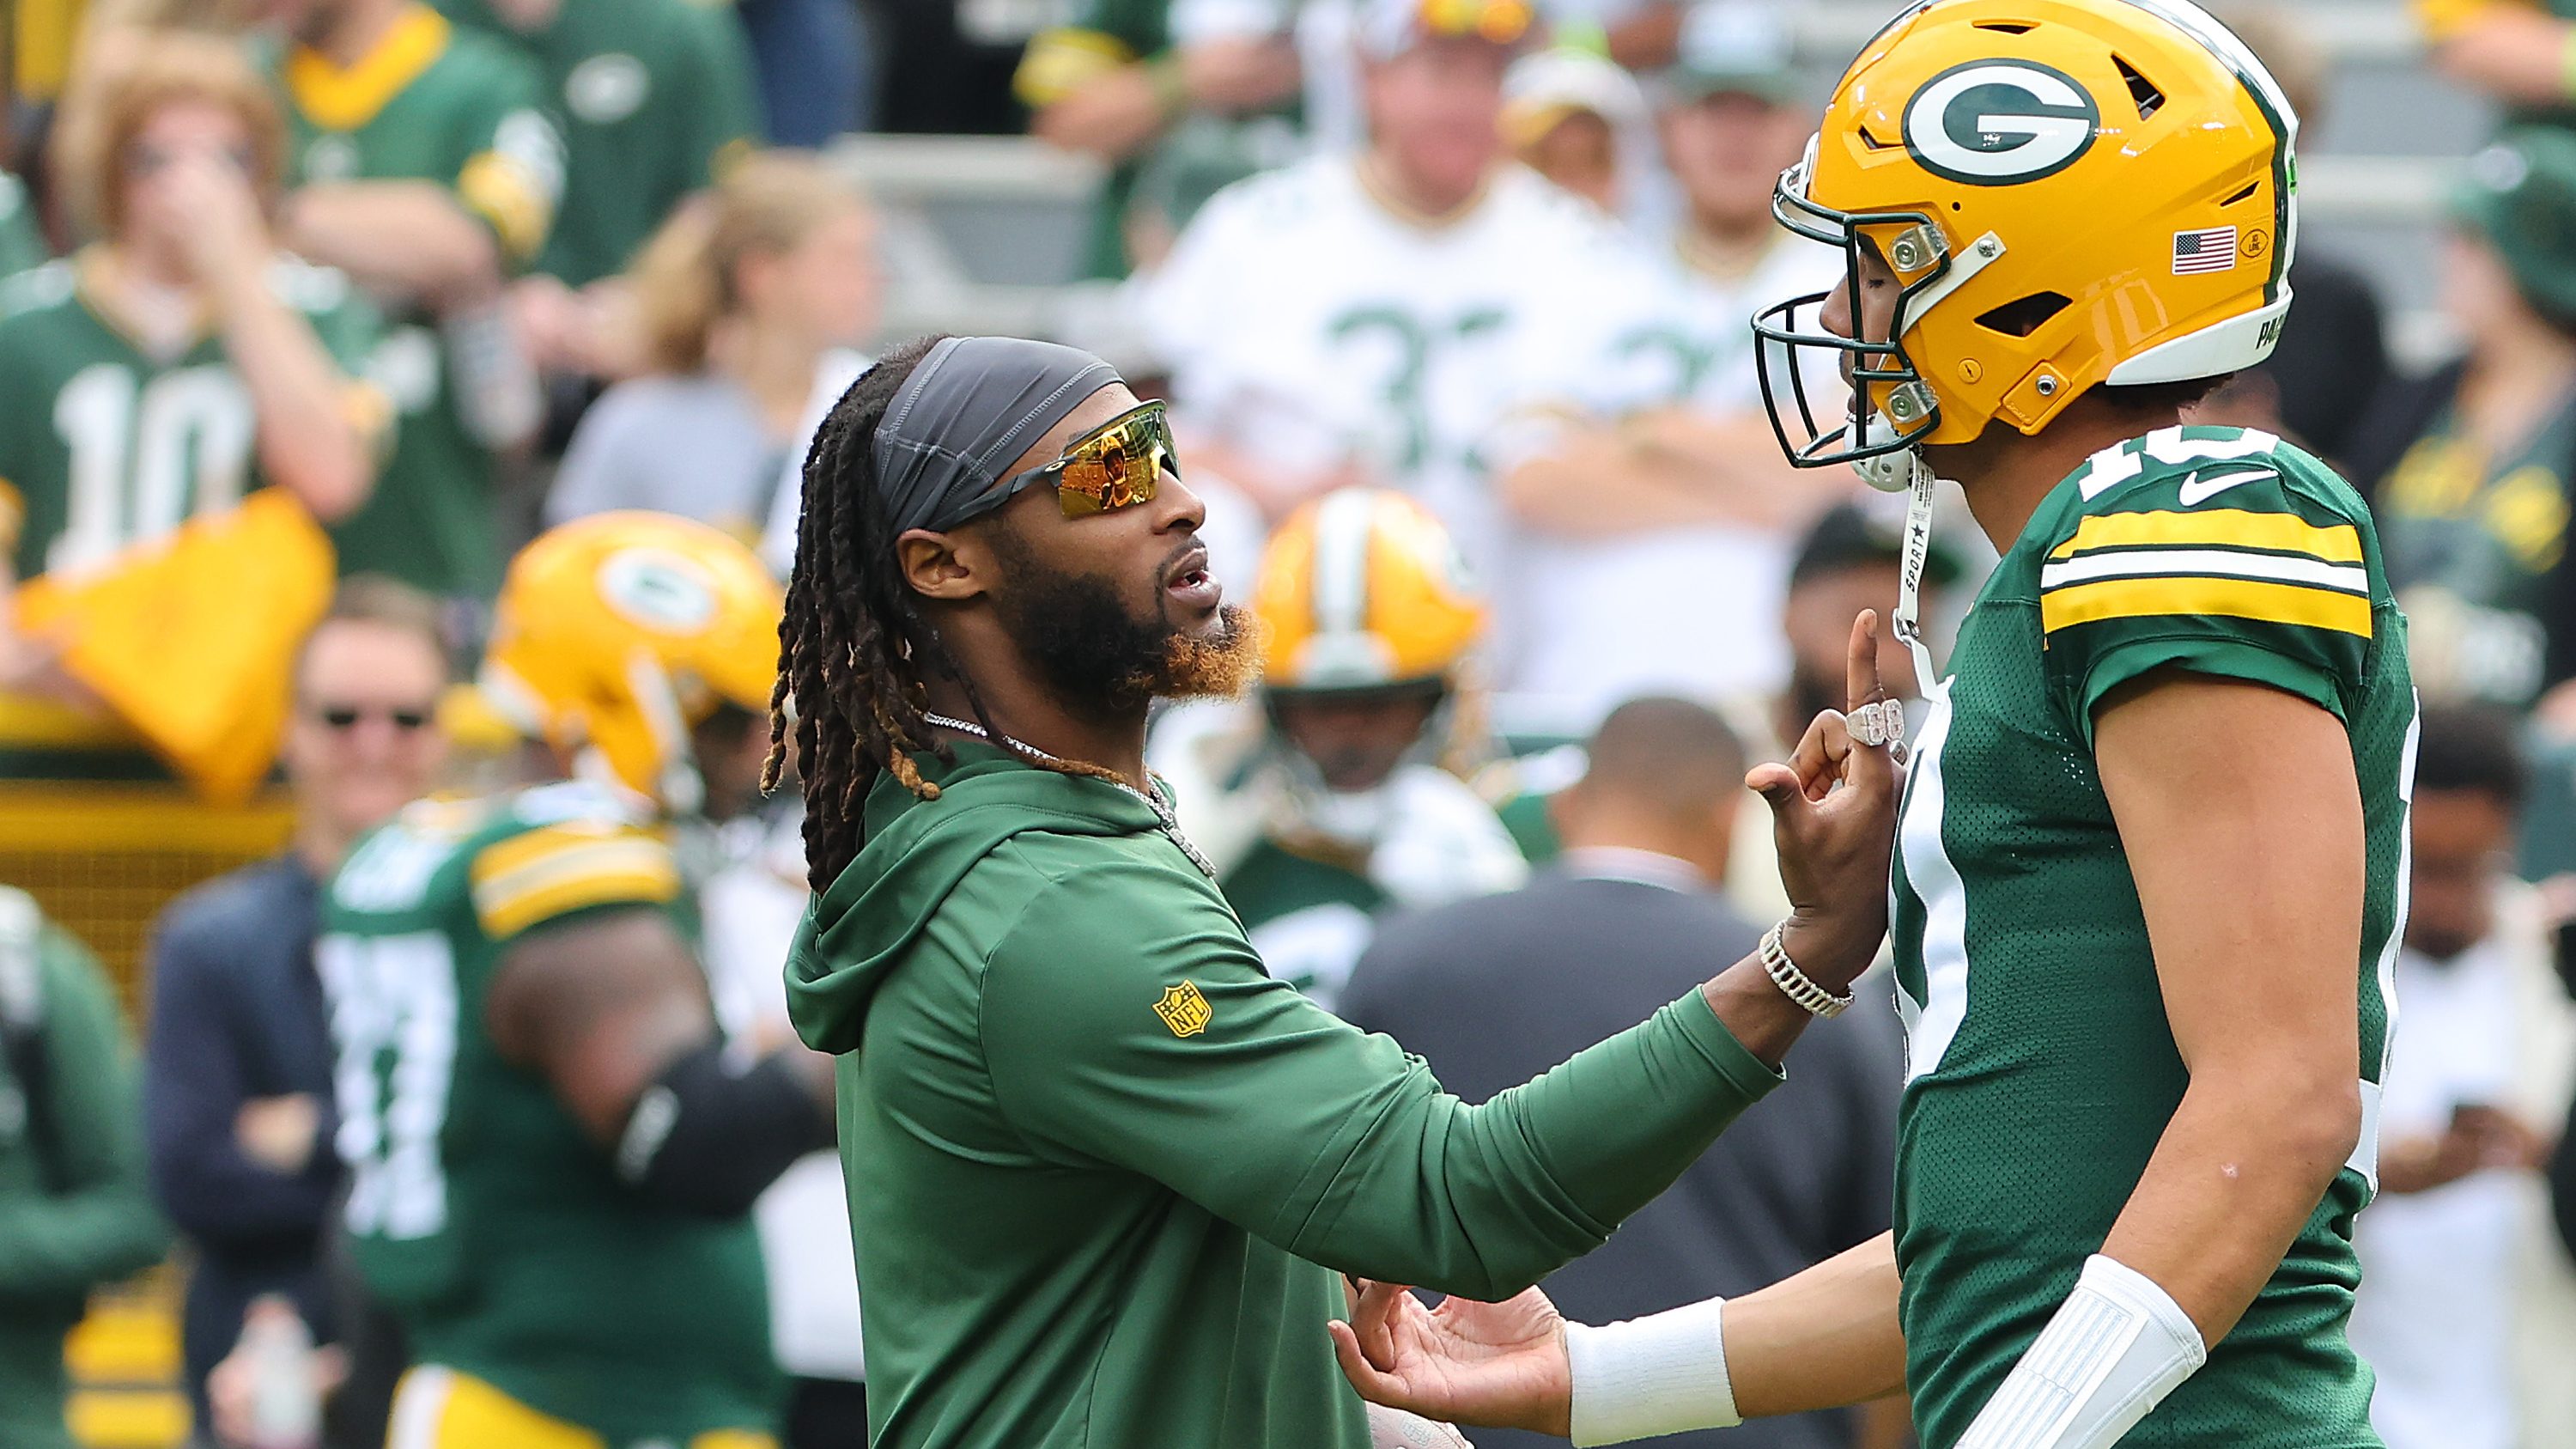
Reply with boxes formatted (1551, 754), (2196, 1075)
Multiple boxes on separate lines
(2348, 939), (2524, 1449)
(1502, 231), (1847, 723)
(1137, 154), (1656, 661)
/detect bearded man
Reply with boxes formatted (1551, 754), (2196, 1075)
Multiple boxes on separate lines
(764, 334), (1905, 1449)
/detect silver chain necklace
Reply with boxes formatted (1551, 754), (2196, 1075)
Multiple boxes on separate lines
(923, 712), (1218, 879)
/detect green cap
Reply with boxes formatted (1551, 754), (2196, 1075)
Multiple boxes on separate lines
(1664, 0), (1800, 107)
(2452, 126), (2576, 326)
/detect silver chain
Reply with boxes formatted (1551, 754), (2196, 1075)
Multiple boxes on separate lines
(922, 712), (1218, 879)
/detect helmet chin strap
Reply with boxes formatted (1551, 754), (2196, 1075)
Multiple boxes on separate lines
(1888, 449), (1943, 693)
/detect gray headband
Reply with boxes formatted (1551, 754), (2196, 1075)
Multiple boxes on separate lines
(871, 336), (1123, 533)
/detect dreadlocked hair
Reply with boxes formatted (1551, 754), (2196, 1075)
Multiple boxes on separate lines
(767, 337), (963, 891)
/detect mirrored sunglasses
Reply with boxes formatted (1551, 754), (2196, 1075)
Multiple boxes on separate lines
(997, 400), (1181, 519)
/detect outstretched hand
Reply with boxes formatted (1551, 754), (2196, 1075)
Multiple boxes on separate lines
(1745, 609), (1906, 994)
(1329, 1279), (1575, 1437)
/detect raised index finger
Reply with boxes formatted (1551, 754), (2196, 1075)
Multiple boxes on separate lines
(1843, 610), (1900, 795)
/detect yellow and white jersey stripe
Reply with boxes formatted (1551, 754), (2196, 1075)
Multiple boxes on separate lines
(2040, 505), (2373, 640)
(469, 819), (679, 941)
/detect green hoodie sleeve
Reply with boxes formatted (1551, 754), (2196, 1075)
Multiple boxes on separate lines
(977, 846), (1781, 1302)
(0, 932), (170, 1300)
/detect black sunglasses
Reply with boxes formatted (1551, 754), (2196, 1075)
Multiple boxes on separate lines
(314, 704), (434, 732)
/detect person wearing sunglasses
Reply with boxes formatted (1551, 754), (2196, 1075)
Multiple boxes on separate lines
(768, 332), (1902, 1449)
(139, 576), (451, 1440)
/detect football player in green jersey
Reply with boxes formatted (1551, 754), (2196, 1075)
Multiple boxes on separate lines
(263, 0), (565, 600)
(1334, 2), (2415, 1447)
(318, 512), (834, 1447)
(0, 33), (381, 688)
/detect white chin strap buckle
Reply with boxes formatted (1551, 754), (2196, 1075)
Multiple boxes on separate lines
(1850, 415), (1923, 494)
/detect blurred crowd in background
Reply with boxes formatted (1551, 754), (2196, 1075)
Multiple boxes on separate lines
(8, 0), (2576, 1445)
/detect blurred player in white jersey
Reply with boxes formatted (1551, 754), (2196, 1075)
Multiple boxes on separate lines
(1138, 0), (1655, 655)
(1498, 0), (1854, 725)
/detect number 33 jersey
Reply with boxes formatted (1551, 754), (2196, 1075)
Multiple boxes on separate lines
(1892, 427), (2414, 1448)
(319, 782), (777, 1445)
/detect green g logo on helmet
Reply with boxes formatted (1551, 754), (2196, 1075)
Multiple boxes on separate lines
(1902, 59), (2101, 185)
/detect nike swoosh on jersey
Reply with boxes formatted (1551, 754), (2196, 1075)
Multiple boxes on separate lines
(2175, 467), (2278, 506)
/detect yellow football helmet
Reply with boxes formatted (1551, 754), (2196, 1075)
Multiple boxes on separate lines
(1255, 490), (1484, 692)
(1755, 0), (2298, 481)
(477, 512), (782, 811)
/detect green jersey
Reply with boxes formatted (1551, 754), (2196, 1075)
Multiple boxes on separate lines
(319, 782), (777, 1443)
(789, 742), (1782, 1449)
(439, 0), (760, 286)
(1891, 427), (2411, 1448)
(0, 253), (380, 583)
(270, 2), (564, 598)
(0, 172), (45, 279)
(2374, 389), (2576, 708)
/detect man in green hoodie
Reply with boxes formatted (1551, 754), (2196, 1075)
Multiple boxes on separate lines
(769, 332), (1908, 1449)
(0, 889), (171, 1449)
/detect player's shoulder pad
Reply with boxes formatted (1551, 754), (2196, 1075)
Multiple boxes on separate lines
(2039, 424), (2373, 642)
(468, 784), (678, 939)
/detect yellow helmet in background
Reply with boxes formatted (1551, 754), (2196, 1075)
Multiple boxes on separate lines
(1255, 489), (1485, 692)
(1756, 0), (2298, 477)
(477, 512), (782, 811)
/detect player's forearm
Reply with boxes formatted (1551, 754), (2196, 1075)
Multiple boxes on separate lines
(212, 264), (375, 522)
(1722, 1230), (1909, 1416)
(282, 184), (502, 307)
(2099, 1068), (2359, 1346)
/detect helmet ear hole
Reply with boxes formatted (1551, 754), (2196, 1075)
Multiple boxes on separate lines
(1974, 291), (2072, 338)
(2113, 54), (2165, 121)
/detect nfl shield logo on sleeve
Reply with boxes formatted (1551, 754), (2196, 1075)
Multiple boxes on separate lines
(2171, 226), (2239, 275)
(1154, 982), (1214, 1038)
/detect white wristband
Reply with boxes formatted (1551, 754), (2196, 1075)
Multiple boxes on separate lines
(1564, 1297), (1740, 1447)
(1953, 1254), (2208, 1449)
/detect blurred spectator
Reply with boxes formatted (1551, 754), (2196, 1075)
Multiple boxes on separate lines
(2353, 704), (2553, 1449)
(871, 0), (1036, 136)
(1153, 490), (1524, 1008)
(1339, 694), (1905, 1449)
(545, 151), (874, 540)
(1138, 0), (1653, 629)
(735, 0), (871, 146)
(2416, 0), (2576, 124)
(2190, 7), (2386, 463)
(438, 0), (759, 289)
(437, 0), (763, 392)
(2346, 128), (2576, 713)
(1500, 43), (1648, 212)
(0, 32), (380, 693)
(0, 892), (173, 1449)
(261, 0), (565, 600)
(1200, 0), (1692, 156)
(141, 578), (449, 1439)
(1016, 0), (1303, 279)
(1498, 1), (1844, 720)
(0, 167), (44, 274)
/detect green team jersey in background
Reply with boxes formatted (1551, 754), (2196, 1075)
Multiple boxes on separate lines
(269, 3), (563, 599)
(0, 894), (170, 1449)
(0, 172), (46, 278)
(1892, 427), (2411, 1448)
(439, 0), (761, 287)
(789, 742), (1783, 1449)
(0, 254), (380, 583)
(319, 782), (777, 1441)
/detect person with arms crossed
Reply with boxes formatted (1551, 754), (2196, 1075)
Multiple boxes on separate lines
(767, 332), (1905, 1449)
(318, 514), (835, 1447)
(1334, 2), (2416, 1446)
